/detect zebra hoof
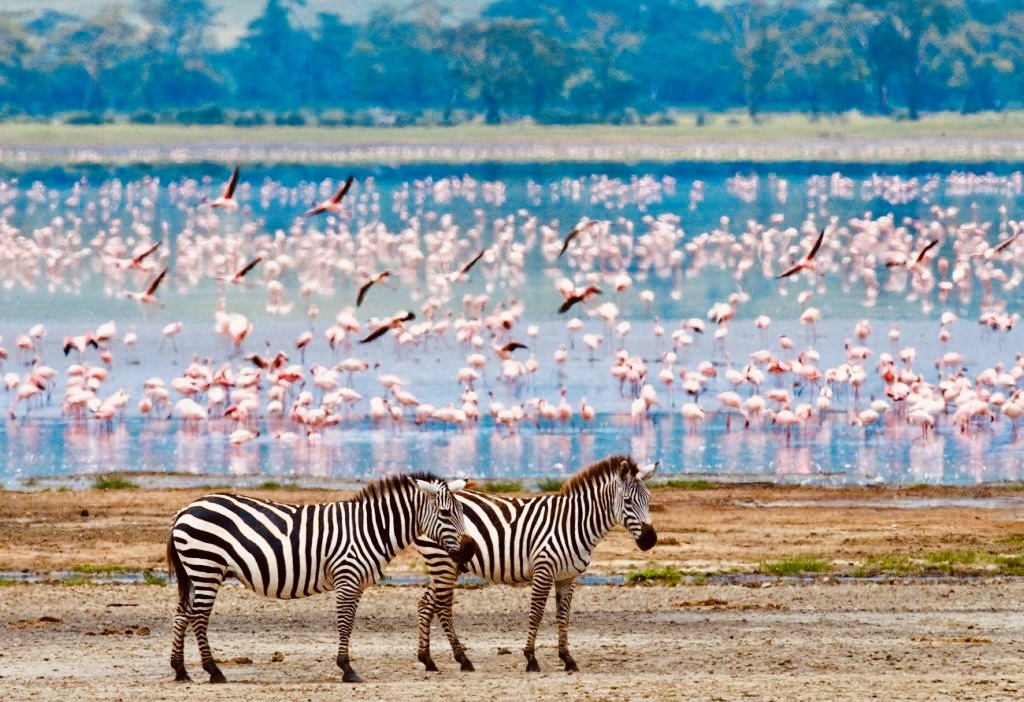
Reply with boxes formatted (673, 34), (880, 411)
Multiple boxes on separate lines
(525, 659), (541, 673)
(423, 660), (439, 673)
(342, 669), (363, 683)
(173, 671), (192, 683)
(460, 658), (475, 672)
(208, 671), (227, 684)
(563, 660), (579, 673)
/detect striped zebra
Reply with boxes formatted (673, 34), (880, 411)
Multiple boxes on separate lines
(414, 455), (658, 673)
(167, 473), (475, 684)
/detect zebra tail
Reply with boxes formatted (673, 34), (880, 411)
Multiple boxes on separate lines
(166, 534), (191, 605)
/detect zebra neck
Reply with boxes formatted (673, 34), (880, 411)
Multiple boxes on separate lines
(565, 483), (618, 548)
(348, 489), (418, 559)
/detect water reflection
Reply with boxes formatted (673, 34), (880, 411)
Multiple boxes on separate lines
(5, 412), (1024, 488)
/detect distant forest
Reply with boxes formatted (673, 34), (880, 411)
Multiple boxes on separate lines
(2, 0), (1024, 126)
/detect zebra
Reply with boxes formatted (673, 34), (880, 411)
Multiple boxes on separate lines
(167, 473), (476, 684)
(414, 454), (658, 673)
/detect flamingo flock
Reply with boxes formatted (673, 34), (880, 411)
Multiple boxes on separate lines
(1, 164), (1024, 484)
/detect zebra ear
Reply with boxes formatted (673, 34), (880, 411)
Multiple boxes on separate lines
(415, 479), (441, 496)
(618, 460), (633, 480)
(447, 479), (468, 493)
(637, 461), (659, 481)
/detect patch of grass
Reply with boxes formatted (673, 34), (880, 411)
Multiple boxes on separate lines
(653, 479), (717, 490)
(142, 570), (167, 586)
(626, 565), (683, 586)
(481, 480), (522, 494)
(254, 480), (298, 490)
(1001, 534), (1024, 547)
(92, 474), (138, 490)
(994, 554), (1024, 576)
(849, 554), (918, 577)
(0, 578), (18, 587)
(11, 113), (1024, 166)
(921, 550), (985, 574)
(70, 564), (130, 575)
(535, 478), (564, 492)
(21, 477), (38, 488)
(758, 556), (832, 577)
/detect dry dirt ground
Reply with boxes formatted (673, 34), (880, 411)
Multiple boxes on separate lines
(3, 484), (1024, 700)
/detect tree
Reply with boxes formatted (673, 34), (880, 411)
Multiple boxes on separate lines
(309, 12), (358, 110)
(0, 13), (33, 114)
(231, 0), (312, 108)
(445, 17), (569, 123)
(562, 12), (642, 120)
(780, 2), (870, 116)
(50, 6), (142, 111)
(844, 0), (966, 119)
(346, 3), (448, 112)
(721, 1), (786, 121)
(135, 0), (224, 108)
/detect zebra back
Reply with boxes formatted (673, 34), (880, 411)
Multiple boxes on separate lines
(170, 473), (468, 599)
(418, 455), (656, 584)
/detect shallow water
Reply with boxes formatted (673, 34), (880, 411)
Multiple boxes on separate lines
(1, 161), (1023, 488)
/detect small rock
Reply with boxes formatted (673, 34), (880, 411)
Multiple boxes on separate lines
(496, 647), (511, 655)
(80, 509), (89, 517)
(231, 656), (253, 665)
(271, 651), (285, 662)
(135, 626), (151, 636)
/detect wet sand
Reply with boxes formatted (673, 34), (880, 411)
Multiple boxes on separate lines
(3, 485), (1024, 699)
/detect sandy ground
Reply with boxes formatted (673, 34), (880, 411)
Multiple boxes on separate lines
(4, 484), (1024, 700)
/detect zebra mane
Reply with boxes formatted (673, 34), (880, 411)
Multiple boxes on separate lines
(561, 455), (636, 494)
(354, 472), (443, 501)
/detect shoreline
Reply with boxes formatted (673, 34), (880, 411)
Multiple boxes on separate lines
(4, 483), (1024, 578)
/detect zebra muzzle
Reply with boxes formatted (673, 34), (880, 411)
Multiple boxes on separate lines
(451, 534), (478, 565)
(635, 523), (657, 551)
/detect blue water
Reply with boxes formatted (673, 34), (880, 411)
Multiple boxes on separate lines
(1, 160), (1023, 488)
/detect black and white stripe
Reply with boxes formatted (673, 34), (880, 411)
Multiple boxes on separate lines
(167, 473), (474, 683)
(415, 455), (658, 673)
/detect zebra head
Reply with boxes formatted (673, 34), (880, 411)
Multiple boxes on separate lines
(414, 478), (477, 565)
(617, 459), (658, 551)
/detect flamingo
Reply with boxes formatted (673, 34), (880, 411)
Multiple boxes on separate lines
(304, 175), (355, 217)
(204, 165), (240, 211)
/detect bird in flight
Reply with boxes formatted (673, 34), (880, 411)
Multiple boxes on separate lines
(204, 165), (241, 211)
(304, 175), (355, 217)
(220, 256), (263, 285)
(359, 311), (415, 344)
(116, 241), (162, 271)
(776, 227), (826, 279)
(558, 284), (601, 314)
(887, 238), (938, 273)
(122, 267), (168, 306)
(356, 270), (393, 307)
(448, 249), (486, 282)
(558, 219), (599, 258)
(494, 341), (528, 359)
(975, 233), (1019, 261)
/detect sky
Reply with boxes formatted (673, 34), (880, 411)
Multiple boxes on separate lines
(1, 1), (490, 45)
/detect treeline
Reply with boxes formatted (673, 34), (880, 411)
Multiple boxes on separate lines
(2, 0), (1024, 126)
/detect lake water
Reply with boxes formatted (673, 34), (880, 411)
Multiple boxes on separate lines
(1, 159), (1023, 489)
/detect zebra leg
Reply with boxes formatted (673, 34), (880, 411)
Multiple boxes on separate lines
(416, 586), (440, 672)
(334, 580), (367, 683)
(555, 579), (578, 672)
(436, 582), (474, 671)
(170, 599), (192, 682)
(192, 605), (226, 683)
(523, 566), (554, 672)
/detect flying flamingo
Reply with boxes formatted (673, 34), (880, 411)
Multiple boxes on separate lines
(204, 165), (240, 211)
(304, 175), (355, 217)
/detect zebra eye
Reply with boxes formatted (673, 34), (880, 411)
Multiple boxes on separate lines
(438, 508), (453, 519)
